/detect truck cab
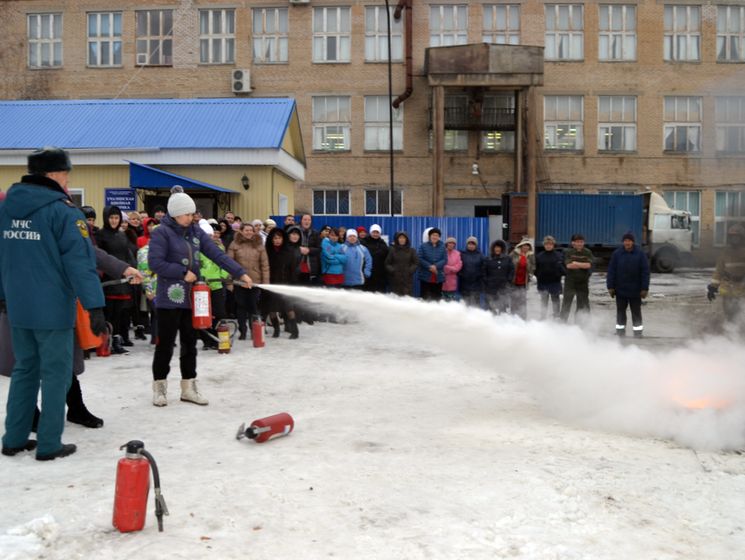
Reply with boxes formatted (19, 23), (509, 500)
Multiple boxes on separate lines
(642, 192), (693, 272)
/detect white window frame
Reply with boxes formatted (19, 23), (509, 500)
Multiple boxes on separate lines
(664, 5), (701, 62)
(364, 189), (403, 216)
(598, 5), (636, 61)
(663, 96), (702, 153)
(714, 190), (745, 246)
(480, 94), (516, 152)
(544, 95), (584, 150)
(482, 4), (520, 45)
(598, 95), (637, 152)
(135, 9), (173, 66)
(27, 13), (63, 68)
(313, 7), (351, 63)
(312, 96), (352, 152)
(429, 5), (468, 47)
(545, 4), (584, 61)
(252, 7), (289, 64)
(199, 9), (235, 64)
(87, 12), (122, 67)
(364, 96), (404, 151)
(717, 5), (745, 62)
(68, 188), (85, 208)
(715, 96), (745, 153)
(365, 6), (404, 62)
(313, 189), (351, 215)
(663, 190), (700, 247)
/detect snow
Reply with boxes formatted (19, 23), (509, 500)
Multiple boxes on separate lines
(2, 272), (745, 559)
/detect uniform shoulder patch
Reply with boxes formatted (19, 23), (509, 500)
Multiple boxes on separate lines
(76, 219), (89, 238)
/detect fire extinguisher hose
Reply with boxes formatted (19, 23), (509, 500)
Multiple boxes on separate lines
(140, 449), (169, 532)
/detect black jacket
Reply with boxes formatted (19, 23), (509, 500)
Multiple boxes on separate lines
(385, 232), (418, 296)
(483, 241), (514, 293)
(95, 206), (135, 296)
(535, 249), (565, 288)
(459, 249), (485, 293)
(362, 236), (390, 292)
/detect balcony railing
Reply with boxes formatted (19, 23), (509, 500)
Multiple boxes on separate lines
(430, 106), (516, 131)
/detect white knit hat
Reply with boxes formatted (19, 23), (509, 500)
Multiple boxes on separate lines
(370, 224), (382, 234)
(346, 229), (358, 238)
(167, 186), (196, 217)
(198, 219), (213, 236)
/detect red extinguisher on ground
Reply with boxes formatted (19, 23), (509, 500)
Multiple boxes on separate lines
(95, 323), (113, 357)
(236, 412), (294, 444)
(113, 440), (168, 533)
(251, 316), (265, 348)
(192, 280), (212, 330)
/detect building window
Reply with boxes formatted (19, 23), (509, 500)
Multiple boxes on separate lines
(313, 189), (351, 215)
(253, 8), (288, 63)
(664, 96), (702, 153)
(67, 188), (85, 208)
(716, 97), (745, 153)
(429, 5), (468, 46)
(664, 5), (700, 62)
(717, 6), (745, 61)
(28, 13), (62, 68)
(313, 7), (351, 62)
(199, 9), (235, 64)
(135, 9), (173, 66)
(663, 190), (700, 246)
(365, 189), (403, 215)
(482, 5), (520, 45)
(714, 190), (745, 245)
(365, 6), (403, 62)
(598, 5), (636, 61)
(87, 12), (122, 67)
(545, 5), (583, 60)
(544, 95), (583, 150)
(598, 96), (636, 152)
(312, 96), (351, 151)
(364, 96), (403, 151)
(481, 95), (515, 152)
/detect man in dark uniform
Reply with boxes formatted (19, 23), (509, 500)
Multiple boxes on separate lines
(0, 147), (106, 461)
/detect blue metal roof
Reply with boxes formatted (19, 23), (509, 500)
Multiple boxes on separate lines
(129, 161), (234, 193)
(0, 98), (296, 150)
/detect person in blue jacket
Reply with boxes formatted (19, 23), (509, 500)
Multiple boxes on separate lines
(606, 231), (650, 337)
(417, 227), (447, 301)
(0, 147), (106, 461)
(340, 228), (372, 289)
(320, 227), (348, 287)
(148, 187), (251, 407)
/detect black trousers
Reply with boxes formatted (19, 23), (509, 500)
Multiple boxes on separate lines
(152, 308), (197, 381)
(235, 286), (259, 334)
(420, 281), (443, 302)
(560, 279), (590, 321)
(615, 296), (642, 329)
(105, 298), (131, 338)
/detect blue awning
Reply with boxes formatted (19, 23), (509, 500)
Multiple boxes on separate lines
(128, 161), (234, 193)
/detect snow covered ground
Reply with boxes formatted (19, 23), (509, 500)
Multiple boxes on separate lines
(2, 271), (745, 560)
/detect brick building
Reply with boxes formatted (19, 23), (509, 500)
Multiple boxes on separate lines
(1, 0), (744, 259)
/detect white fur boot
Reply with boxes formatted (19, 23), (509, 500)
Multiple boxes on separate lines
(180, 379), (208, 406)
(152, 380), (168, 407)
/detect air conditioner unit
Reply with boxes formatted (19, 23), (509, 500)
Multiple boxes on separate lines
(289, 0), (310, 5)
(231, 69), (252, 93)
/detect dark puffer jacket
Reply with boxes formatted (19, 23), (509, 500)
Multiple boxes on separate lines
(459, 247), (485, 294)
(95, 206), (135, 296)
(385, 232), (418, 296)
(483, 240), (514, 293)
(266, 229), (297, 286)
(607, 245), (650, 298)
(362, 236), (390, 292)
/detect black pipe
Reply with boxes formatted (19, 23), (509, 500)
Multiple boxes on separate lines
(392, 0), (413, 109)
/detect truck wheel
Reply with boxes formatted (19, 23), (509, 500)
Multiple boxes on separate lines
(653, 248), (677, 273)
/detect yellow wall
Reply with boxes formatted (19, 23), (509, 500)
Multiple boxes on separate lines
(0, 164), (295, 222)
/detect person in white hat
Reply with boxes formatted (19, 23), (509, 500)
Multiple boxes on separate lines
(147, 187), (253, 407)
(361, 224), (389, 293)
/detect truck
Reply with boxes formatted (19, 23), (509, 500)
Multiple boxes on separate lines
(502, 192), (693, 272)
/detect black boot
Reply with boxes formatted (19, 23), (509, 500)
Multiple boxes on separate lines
(111, 335), (129, 354)
(288, 319), (299, 340)
(134, 325), (147, 340)
(271, 316), (281, 338)
(66, 375), (103, 428)
(238, 329), (247, 341)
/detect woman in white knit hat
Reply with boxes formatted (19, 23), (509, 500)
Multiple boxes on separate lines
(147, 187), (253, 407)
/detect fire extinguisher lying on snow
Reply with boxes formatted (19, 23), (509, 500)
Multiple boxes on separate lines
(236, 412), (294, 444)
(113, 440), (169, 533)
(191, 279), (212, 330)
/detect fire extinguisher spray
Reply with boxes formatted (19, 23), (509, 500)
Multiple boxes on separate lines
(113, 441), (169, 533)
(251, 316), (265, 348)
(191, 280), (212, 330)
(236, 413), (294, 444)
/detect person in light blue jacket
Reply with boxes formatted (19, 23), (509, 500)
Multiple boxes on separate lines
(321, 228), (348, 287)
(341, 229), (372, 288)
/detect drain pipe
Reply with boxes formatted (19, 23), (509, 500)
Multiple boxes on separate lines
(392, 0), (413, 109)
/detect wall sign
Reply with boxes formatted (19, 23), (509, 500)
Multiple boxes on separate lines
(104, 188), (137, 211)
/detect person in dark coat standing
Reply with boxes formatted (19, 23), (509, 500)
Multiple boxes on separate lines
(148, 187), (251, 407)
(535, 235), (565, 319)
(483, 240), (514, 314)
(362, 224), (390, 293)
(416, 228), (447, 301)
(459, 236), (485, 308)
(385, 231), (418, 296)
(607, 232), (650, 337)
(0, 147), (106, 461)
(263, 228), (299, 339)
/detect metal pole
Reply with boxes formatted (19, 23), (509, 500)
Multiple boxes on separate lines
(385, 0), (395, 216)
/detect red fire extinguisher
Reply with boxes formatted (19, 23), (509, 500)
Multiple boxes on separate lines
(113, 440), (168, 533)
(192, 280), (212, 330)
(251, 317), (265, 348)
(95, 323), (113, 357)
(236, 412), (294, 444)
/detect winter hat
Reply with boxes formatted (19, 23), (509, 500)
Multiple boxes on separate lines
(428, 227), (442, 239)
(81, 206), (96, 220)
(370, 224), (382, 234)
(466, 236), (478, 246)
(286, 225), (302, 237)
(622, 231), (635, 242)
(356, 226), (367, 234)
(28, 146), (72, 174)
(199, 219), (213, 236)
(167, 185), (196, 217)
(251, 219), (263, 229)
(446, 236), (457, 245)
(515, 237), (533, 250)
(264, 218), (277, 228)
(207, 218), (219, 226)
(543, 235), (556, 245)
(346, 229), (358, 239)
